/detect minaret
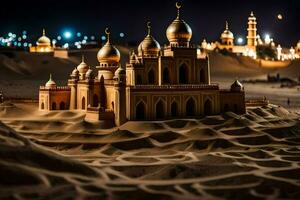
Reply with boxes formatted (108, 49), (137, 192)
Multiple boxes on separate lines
(247, 11), (257, 48)
(114, 67), (127, 126)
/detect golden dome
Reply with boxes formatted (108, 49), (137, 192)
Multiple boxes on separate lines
(166, 3), (192, 45)
(97, 28), (121, 65)
(77, 55), (89, 74)
(221, 21), (234, 39)
(138, 22), (161, 57)
(45, 74), (56, 88)
(37, 29), (51, 46)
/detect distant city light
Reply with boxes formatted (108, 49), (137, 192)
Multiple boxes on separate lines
(57, 36), (62, 40)
(22, 30), (27, 35)
(237, 37), (244, 44)
(22, 35), (27, 39)
(77, 32), (81, 37)
(120, 32), (125, 38)
(84, 36), (88, 40)
(90, 35), (95, 40)
(63, 43), (69, 49)
(101, 36), (106, 41)
(63, 31), (72, 39)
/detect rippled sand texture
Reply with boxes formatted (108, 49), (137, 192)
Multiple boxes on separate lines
(0, 103), (300, 200)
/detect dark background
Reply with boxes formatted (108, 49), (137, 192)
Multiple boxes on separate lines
(1, 0), (299, 46)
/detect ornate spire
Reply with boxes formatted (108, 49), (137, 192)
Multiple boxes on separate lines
(176, 2), (181, 19)
(105, 28), (110, 43)
(225, 21), (229, 30)
(43, 28), (46, 36)
(147, 21), (151, 36)
(49, 73), (52, 81)
(250, 11), (254, 17)
(81, 54), (85, 63)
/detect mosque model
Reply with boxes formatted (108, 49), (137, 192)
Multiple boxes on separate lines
(39, 3), (246, 126)
(29, 29), (54, 53)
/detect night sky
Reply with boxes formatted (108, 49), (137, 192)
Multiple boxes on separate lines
(1, 0), (299, 46)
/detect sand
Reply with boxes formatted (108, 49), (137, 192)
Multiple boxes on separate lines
(0, 102), (300, 199)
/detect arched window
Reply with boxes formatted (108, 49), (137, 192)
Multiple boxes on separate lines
(93, 94), (99, 107)
(99, 76), (106, 108)
(59, 102), (65, 110)
(179, 64), (188, 84)
(186, 98), (195, 116)
(51, 102), (56, 110)
(136, 101), (146, 120)
(163, 68), (170, 84)
(41, 102), (45, 110)
(200, 69), (205, 83)
(171, 101), (178, 117)
(136, 74), (142, 85)
(148, 69), (155, 84)
(155, 100), (164, 119)
(204, 99), (212, 116)
(82, 97), (86, 110)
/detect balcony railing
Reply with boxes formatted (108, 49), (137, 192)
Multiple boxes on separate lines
(130, 83), (219, 90)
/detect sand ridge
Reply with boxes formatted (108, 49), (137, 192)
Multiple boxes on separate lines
(0, 103), (300, 199)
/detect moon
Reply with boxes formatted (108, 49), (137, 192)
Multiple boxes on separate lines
(277, 14), (283, 20)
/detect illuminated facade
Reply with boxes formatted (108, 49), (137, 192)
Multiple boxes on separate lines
(30, 29), (54, 53)
(203, 12), (258, 58)
(39, 3), (245, 126)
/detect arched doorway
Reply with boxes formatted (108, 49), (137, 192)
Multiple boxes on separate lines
(41, 102), (44, 110)
(136, 74), (142, 84)
(171, 101), (178, 117)
(163, 68), (170, 84)
(155, 100), (164, 119)
(51, 102), (56, 110)
(59, 102), (65, 110)
(148, 69), (155, 84)
(93, 94), (99, 107)
(186, 98), (195, 116)
(204, 99), (212, 116)
(82, 97), (86, 110)
(200, 69), (205, 83)
(136, 101), (146, 120)
(224, 104), (229, 112)
(179, 64), (188, 84)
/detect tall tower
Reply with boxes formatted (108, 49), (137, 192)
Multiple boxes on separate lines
(247, 12), (257, 48)
(114, 67), (127, 126)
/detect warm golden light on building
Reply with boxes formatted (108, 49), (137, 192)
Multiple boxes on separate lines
(29, 29), (54, 53)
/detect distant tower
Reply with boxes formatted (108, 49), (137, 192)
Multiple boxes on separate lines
(114, 67), (127, 126)
(247, 12), (257, 48)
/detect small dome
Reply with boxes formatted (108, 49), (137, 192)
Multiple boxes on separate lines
(98, 70), (114, 80)
(221, 22), (234, 39)
(86, 67), (94, 79)
(97, 29), (120, 65)
(138, 22), (161, 57)
(166, 3), (192, 46)
(231, 80), (244, 92)
(45, 74), (56, 88)
(77, 56), (89, 74)
(71, 67), (79, 77)
(37, 29), (51, 45)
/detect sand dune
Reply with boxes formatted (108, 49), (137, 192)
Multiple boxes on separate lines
(0, 102), (300, 199)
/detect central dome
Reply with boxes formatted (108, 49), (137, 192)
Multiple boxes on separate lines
(166, 3), (192, 46)
(221, 21), (234, 39)
(97, 29), (120, 65)
(138, 22), (161, 57)
(37, 29), (51, 46)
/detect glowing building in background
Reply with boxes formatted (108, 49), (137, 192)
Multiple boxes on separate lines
(29, 29), (54, 53)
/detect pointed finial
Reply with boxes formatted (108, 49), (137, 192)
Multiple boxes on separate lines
(105, 28), (110, 43)
(225, 21), (229, 30)
(81, 54), (85, 63)
(43, 29), (46, 36)
(147, 21), (151, 36)
(176, 2), (181, 19)
(49, 73), (52, 80)
(250, 11), (254, 16)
